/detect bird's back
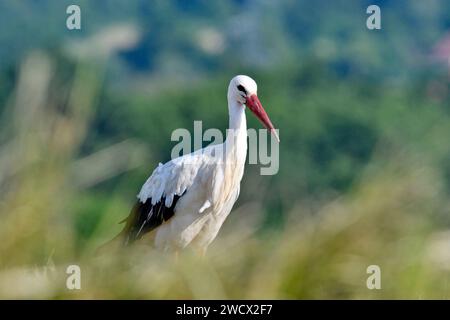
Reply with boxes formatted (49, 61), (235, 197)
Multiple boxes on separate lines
(118, 144), (225, 247)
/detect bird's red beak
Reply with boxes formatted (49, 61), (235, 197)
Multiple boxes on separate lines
(245, 94), (280, 142)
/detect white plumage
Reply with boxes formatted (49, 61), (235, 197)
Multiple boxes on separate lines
(118, 75), (278, 253)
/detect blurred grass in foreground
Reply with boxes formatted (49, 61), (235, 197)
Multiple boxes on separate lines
(1, 51), (450, 299)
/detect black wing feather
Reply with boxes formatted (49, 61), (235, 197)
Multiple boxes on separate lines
(121, 194), (183, 245)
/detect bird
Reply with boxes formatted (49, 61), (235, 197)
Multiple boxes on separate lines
(114, 75), (279, 254)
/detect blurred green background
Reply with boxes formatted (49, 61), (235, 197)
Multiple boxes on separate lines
(1, 0), (450, 299)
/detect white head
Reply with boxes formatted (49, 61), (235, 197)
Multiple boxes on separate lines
(228, 75), (258, 105)
(228, 75), (279, 142)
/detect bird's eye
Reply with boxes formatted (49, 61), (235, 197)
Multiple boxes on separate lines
(237, 85), (247, 94)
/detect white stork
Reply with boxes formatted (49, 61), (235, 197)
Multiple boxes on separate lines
(116, 75), (279, 254)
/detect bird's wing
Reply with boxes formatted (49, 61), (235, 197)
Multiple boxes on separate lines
(120, 150), (216, 245)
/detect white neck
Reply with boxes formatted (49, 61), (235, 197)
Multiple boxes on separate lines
(228, 101), (246, 131)
(225, 100), (248, 165)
